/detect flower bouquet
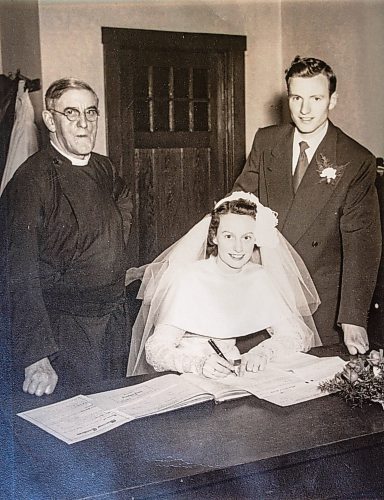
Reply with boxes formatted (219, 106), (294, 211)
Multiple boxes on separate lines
(319, 350), (384, 408)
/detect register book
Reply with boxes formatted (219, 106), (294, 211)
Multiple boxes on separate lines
(18, 353), (346, 444)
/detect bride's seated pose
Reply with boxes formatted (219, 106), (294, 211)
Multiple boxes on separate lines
(127, 192), (322, 378)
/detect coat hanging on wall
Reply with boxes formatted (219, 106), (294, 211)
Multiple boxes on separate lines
(0, 75), (18, 182)
(0, 80), (39, 195)
(0, 71), (40, 194)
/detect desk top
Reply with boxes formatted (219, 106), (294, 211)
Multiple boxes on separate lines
(5, 345), (384, 499)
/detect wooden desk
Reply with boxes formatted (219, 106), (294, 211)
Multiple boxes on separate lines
(4, 346), (384, 499)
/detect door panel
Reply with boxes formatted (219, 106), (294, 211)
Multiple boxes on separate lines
(128, 49), (218, 263)
(135, 147), (211, 262)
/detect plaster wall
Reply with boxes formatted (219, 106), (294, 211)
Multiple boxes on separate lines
(1, 0), (382, 157)
(37, 0), (283, 155)
(281, 0), (384, 157)
(0, 0), (43, 124)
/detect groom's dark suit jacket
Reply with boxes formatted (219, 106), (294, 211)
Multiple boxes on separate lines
(233, 121), (382, 344)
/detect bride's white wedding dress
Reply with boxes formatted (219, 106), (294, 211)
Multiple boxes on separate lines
(126, 192), (321, 376)
(145, 257), (318, 375)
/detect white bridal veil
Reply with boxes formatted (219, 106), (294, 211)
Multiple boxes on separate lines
(126, 192), (321, 375)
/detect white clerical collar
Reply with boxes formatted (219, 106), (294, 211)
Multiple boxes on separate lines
(50, 141), (90, 166)
(292, 120), (328, 171)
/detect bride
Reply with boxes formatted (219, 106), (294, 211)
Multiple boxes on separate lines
(126, 192), (321, 378)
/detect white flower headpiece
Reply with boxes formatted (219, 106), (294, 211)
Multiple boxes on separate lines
(214, 191), (279, 248)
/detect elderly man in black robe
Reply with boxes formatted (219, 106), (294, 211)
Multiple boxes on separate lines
(3, 78), (133, 396)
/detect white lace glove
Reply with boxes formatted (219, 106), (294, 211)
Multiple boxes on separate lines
(239, 343), (273, 375)
(239, 315), (306, 375)
(201, 353), (237, 379)
(146, 325), (209, 375)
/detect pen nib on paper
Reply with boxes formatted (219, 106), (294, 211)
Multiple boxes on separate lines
(208, 338), (238, 376)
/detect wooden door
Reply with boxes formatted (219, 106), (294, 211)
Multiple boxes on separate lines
(103, 28), (246, 266)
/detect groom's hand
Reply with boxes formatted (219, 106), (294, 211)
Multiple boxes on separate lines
(342, 323), (369, 355)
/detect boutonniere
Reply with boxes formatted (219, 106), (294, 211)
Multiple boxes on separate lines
(316, 154), (349, 185)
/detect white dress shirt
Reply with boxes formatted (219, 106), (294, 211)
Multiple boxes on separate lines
(292, 121), (328, 174)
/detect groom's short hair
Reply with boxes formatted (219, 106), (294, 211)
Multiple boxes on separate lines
(285, 56), (337, 96)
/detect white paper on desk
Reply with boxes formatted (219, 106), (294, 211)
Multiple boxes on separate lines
(220, 370), (323, 407)
(292, 356), (346, 383)
(207, 354), (347, 407)
(229, 368), (303, 396)
(17, 395), (131, 444)
(240, 355), (346, 406)
(272, 352), (324, 370)
(88, 375), (181, 410)
(88, 374), (213, 418)
(259, 380), (326, 406)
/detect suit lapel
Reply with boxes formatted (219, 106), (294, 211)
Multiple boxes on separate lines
(262, 125), (295, 229)
(281, 122), (340, 246)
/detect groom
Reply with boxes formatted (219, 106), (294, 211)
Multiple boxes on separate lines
(233, 56), (381, 353)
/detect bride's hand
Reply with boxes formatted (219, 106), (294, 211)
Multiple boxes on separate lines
(239, 351), (269, 376)
(202, 353), (235, 378)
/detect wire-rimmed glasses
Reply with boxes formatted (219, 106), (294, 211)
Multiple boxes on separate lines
(49, 107), (99, 122)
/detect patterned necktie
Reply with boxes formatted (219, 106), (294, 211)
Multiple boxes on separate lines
(293, 141), (309, 193)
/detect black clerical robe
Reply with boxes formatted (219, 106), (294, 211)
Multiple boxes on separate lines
(4, 145), (133, 385)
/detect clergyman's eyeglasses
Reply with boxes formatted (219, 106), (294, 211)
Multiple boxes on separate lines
(49, 107), (99, 122)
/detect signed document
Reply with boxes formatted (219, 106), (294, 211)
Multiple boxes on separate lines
(188, 353), (347, 406)
(18, 353), (346, 443)
(257, 353), (347, 406)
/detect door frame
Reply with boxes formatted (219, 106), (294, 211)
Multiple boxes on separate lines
(102, 27), (246, 187)
(102, 28), (246, 265)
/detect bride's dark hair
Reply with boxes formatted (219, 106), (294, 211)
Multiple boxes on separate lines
(206, 198), (257, 257)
